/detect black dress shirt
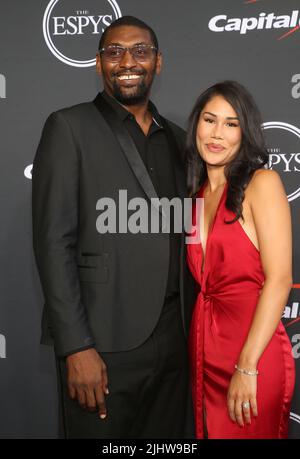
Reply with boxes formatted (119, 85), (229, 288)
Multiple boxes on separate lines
(101, 91), (180, 302)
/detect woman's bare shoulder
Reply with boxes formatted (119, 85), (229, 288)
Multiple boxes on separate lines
(247, 169), (284, 196)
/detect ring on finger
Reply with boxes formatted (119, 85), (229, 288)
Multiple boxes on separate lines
(242, 401), (250, 410)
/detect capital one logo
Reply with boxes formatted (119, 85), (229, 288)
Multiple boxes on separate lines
(292, 74), (300, 99)
(283, 302), (300, 320)
(283, 287), (300, 356)
(291, 333), (300, 359)
(0, 74), (6, 98)
(262, 122), (300, 202)
(43, 0), (122, 67)
(0, 334), (6, 359)
(208, 8), (300, 40)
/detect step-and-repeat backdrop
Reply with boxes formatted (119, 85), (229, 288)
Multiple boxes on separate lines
(0, 0), (299, 438)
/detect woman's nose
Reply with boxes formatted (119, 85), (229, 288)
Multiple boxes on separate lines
(211, 122), (223, 139)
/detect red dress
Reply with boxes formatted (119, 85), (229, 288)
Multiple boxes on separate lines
(187, 183), (295, 439)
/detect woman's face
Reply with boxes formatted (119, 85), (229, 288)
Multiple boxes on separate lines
(196, 95), (242, 168)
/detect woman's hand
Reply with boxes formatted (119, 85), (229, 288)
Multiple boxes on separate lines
(227, 371), (258, 427)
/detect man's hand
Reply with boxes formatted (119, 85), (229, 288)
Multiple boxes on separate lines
(66, 348), (109, 419)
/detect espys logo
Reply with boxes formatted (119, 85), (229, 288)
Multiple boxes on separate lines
(263, 122), (300, 202)
(208, 4), (300, 40)
(0, 74), (6, 98)
(0, 334), (6, 359)
(290, 412), (300, 426)
(43, 0), (122, 67)
(24, 164), (33, 180)
(292, 74), (300, 99)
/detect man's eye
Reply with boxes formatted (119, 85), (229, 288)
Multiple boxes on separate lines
(109, 48), (122, 56)
(135, 48), (147, 55)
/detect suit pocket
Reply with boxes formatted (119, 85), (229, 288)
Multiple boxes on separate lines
(77, 253), (109, 283)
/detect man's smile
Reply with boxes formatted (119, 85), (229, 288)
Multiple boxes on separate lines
(117, 74), (143, 80)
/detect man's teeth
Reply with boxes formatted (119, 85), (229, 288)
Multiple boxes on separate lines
(117, 74), (142, 80)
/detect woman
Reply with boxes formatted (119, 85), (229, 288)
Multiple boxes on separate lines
(186, 80), (295, 439)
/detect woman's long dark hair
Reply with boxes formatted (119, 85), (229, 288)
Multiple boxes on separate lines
(186, 80), (269, 223)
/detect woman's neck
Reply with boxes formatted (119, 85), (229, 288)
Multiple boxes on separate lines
(205, 166), (227, 194)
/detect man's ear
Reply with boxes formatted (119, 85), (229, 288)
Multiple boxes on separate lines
(96, 53), (102, 76)
(155, 52), (162, 75)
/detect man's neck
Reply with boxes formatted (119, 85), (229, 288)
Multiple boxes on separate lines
(104, 91), (154, 135)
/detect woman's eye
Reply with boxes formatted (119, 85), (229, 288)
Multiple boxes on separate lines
(226, 122), (239, 127)
(204, 118), (214, 123)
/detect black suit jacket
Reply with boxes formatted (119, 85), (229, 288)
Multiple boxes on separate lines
(32, 93), (195, 357)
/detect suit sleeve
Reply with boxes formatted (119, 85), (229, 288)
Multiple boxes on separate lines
(32, 111), (95, 357)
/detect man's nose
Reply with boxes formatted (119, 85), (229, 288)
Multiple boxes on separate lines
(119, 49), (137, 68)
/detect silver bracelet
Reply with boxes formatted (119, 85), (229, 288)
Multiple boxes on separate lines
(235, 364), (258, 376)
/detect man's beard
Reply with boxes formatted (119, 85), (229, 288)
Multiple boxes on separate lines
(112, 77), (152, 106)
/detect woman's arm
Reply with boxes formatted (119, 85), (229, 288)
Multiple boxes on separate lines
(227, 169), (292, 426)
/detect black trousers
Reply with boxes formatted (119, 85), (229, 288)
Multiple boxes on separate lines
(56, 300), (194, 438)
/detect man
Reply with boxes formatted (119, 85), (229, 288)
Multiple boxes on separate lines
(32, 16), (195, 438)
